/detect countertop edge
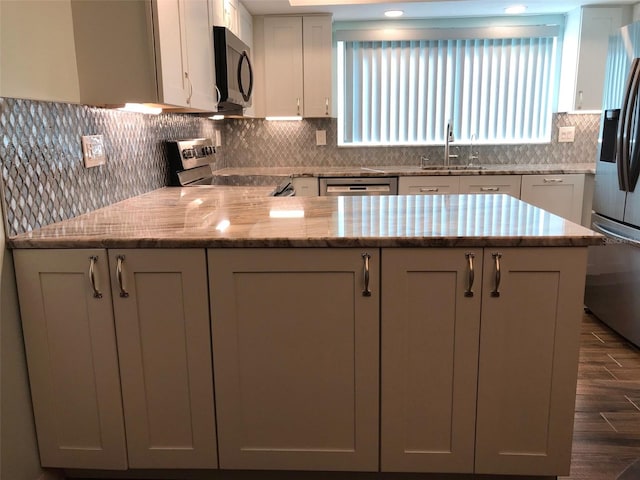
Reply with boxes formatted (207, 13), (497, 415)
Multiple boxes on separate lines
(210, 164), (597, 178)
(7, 236), (605, 249)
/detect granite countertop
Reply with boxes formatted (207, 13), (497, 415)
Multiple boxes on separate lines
(210, 163), (596, 178)
(8, 186), (604, 249)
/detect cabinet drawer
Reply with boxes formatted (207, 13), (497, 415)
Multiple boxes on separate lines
(459, 175), (521, 198)
(520, 174), (585, 224)
(399, 176), (460, 195)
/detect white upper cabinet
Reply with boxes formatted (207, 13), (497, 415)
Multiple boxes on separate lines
(558, 6), (632, 112)
(303, 15), (333, 117)
(263, 16), (305, 117)
(2, 0), (217, 110)
(0, 0), (81, 103)
(210, 0), (253, 46)
(255, 14), (333, 118)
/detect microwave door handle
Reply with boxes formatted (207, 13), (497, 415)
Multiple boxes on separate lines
(238, 51), (254, 103)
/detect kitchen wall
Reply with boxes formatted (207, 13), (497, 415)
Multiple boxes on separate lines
(1, 97), (599, 237)
(221, 113), (600, 170)
(0, 97), (220, 237)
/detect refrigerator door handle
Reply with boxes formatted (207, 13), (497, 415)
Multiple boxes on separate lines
(618, 58), (640, 192)
(592, 221), (640, 247)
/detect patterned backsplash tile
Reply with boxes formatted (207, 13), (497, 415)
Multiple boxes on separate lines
(0, 96), (600, 236)
(221, 113), (600, 169)
(0, 98), (219, 236)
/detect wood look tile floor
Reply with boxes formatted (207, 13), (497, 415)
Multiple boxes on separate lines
(561, 313), (640, 480)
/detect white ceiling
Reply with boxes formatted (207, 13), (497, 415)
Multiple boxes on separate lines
(241, 0), (638, 21)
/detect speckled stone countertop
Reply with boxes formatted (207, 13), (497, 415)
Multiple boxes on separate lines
(211, 163), (596, 178)
(8, 186), (603, 249)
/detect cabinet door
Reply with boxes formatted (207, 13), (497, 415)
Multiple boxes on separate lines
(459, 175), (521, 198)
(303, 15), (332, 117)
(184, 0), (217, 110)
(381, 249), (482, 473)
(109, 249), (216, 468)
(263, 16), (304, 116)
(398, 176), (460, 195)
(520, 174), (585, 224)
(153, 0), (189, 107)
(13, 249), (127, 470)
(575, 7), (629, 110)
(210, 248), (379, 471)
(475, 247), (588, 476)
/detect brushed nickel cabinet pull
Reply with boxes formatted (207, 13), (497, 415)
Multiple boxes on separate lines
(325, 97), (329, 115)
(89, 256), (102, 299)
(481, 186), (500, 192)
(116, 255), (129, 298)
(185, 72), (193, 104)
(491, 253), (502, 297)
(465, 252), (475, 297)
(297, 97), (301, 116)
(543, 178), (563, 183)
(362, 253), (372, 297)
(420, 187), (439, 192)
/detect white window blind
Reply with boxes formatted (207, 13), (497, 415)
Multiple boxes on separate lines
(337, 30), (558, 146)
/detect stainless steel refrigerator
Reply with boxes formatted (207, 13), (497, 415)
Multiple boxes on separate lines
(586, 21), (640, 347)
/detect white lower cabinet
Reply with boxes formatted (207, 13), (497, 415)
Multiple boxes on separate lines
(108, 249), (217, 469)
(398, 176), (460, 195)
(209, 248), (379, 471)
(13, 249), (127, 470)
(520, 174), (585, 224)
(381, 248), (482, 473)
(14, 245), (587, 476)
(13, 248), (217, 470)
(459, 175), (522, 197)
(475, 247), (587, 476)
(381, 247), (587, 476)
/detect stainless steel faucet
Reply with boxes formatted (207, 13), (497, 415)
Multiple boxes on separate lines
(444, 121), (456, 166)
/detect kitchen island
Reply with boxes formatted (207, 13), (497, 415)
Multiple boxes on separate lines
(9, 188), (603, 480)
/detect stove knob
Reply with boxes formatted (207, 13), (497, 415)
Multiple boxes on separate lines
(182, 148), (194, 159)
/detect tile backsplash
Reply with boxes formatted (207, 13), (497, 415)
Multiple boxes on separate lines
(0, 98), (217, 236)
(0, 97), (600, 236)
(222, 113), (600, 169)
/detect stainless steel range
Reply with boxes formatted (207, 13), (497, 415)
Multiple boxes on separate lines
(166, 138), (218, 186)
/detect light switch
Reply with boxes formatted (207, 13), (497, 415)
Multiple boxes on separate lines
(81, 135), (106, 167)
(558, 126), (575, 143)
(316, 130), (327, 146)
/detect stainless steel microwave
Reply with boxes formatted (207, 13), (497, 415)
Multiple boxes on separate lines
(213, 26), (253, 113)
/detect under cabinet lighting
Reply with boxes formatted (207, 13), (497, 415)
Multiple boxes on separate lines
(209, 115), (225, 120)
(504, 4), (527, 14)
(384, 10), (404, 18)
(117, 103), (162, 115)
(265, 116), (303, 121)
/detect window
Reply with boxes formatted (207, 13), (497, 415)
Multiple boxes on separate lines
(337, 26), (560, 146)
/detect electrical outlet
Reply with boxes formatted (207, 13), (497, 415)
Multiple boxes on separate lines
(81, 135), (106, 167)
(558, 126), (575, 143)
(316, 130), (327, 146)
(215, 130), (222, 147)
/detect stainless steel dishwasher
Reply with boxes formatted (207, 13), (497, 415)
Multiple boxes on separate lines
(319, 177), (398, 196)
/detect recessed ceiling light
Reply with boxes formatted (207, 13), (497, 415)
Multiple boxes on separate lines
(504, 4), (527, 14)
(384, 10), (404, 18)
